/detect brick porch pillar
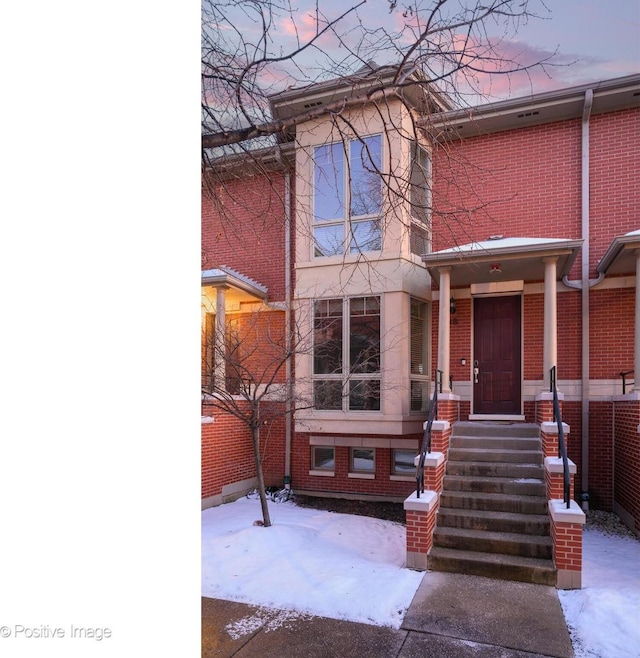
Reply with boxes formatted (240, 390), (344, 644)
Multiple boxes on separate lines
(404, 490), (438, 570)
(549, 499), (586, 589)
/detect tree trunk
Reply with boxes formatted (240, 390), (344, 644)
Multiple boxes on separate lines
(251, 425), (272, 527)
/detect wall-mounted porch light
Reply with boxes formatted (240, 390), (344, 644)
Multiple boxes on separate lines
(450, 297), (456, 314)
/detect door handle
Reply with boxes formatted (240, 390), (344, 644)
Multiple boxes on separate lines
(474, 367), (479, 384)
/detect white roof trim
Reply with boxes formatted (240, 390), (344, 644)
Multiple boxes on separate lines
(201, 265), (268, 299)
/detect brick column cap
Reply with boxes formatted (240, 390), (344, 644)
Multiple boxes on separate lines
(437, 392), (461, 401)
(540, 421), (570, 434)
(544, 456), (577, 474)
(422, 420), (450, 432)
(201, 416), (215, 424)
(404, 490), (438, 512)
(612, 392), (640, 402)
(414, 452), (445, 468)
(549, 499), (586, 524)
(535, 391), (564, 402)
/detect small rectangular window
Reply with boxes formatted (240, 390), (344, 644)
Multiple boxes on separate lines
(312, 447), (335, 471)
(350, 448), (375, 473)
(392, 449), (416, 475)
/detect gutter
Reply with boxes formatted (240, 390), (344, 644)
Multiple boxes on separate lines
(284, 169), (293, 490)
(560, 88), (601, 510)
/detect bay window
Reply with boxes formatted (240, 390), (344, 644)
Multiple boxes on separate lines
(313, 296), (381, 411)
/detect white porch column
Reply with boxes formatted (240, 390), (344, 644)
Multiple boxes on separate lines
(215, 286), (227, 390)
(635, 251), (640, 392)
(438, 267), (451, 393)
(543, 257), (558, 389)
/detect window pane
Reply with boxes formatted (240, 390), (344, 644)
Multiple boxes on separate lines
(349, 380), (380, 410)
(350, 218), (382, 253)
(351, 448), (375, 472)
(314, 380), (343, 410)
(410, 299), (427, 374)
(312, 447), (335, 470)
(314, 300), (343, 374)
(410, 222), (430, 256)
(410, 380), (429, 412)
(350, 297), (380, 374)
(314, 224), (344, 257)
(393, 449), (416, 474)
(350, 136), (382, 217)
(410, 143), (431, 223)
(314, 143), (345, 221)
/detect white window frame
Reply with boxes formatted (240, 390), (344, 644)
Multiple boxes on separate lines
(312, 296), (382, 412)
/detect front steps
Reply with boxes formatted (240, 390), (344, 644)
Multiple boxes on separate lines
(428, 422), (556, 586)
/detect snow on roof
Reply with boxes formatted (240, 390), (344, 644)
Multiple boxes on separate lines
(431, 236), (577, 256)
(201, 266), (268, 297)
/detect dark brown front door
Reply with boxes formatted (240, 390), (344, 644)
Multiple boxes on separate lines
(473, 295), (521, 415)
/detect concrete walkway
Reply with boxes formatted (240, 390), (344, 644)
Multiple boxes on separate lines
(202, 571), (575, 657)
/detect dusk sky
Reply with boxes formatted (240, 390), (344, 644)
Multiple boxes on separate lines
(273, 0), (640, 102)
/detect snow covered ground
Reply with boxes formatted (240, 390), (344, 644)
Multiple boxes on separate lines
(202, 496), (640, 656)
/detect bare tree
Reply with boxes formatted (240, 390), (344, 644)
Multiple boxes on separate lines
(202, 0), (557, 151)
(201, 305), (304, 527)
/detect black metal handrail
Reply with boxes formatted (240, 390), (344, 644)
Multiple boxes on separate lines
(415, 370), (441, 498)
(621, 370), (634, 394)
(550, 366), (571, 509)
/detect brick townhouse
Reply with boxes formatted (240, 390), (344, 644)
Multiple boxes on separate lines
(202, 66), (640, 545)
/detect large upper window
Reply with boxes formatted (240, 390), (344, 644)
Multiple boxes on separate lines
(313, 296), (381, 411)
(313, 135), (383, 257)
(409, 143), (432, 256)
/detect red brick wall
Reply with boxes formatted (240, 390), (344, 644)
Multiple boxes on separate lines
(291, 433), (422, 499)
(588, 401), (614, 510)
(227, 311), (288, 386)
(201, 408), (255, 500)
(589, 109), (640, 276)
(614, 400), (640, 531)
(201, 401), (287, 501)
(202, 170), (293, 302)
(590, 287), (635, 381)
(433, 119), (581, 253)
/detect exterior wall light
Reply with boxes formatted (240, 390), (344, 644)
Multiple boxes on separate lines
(450, 297), (456, 314)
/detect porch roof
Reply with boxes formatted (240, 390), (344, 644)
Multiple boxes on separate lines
(422, 237), (583, 287)
(597, 229), (640, 276)
(201, 266), (268, 304)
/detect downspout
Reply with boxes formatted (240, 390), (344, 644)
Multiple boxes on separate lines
(284, 168), (292, 490)
(561, 88), (603, 510)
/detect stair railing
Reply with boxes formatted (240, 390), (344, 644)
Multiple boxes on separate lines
(415, 370), (441, 498)
(621, 370), (634, 394)
(550, 366), (571, 509)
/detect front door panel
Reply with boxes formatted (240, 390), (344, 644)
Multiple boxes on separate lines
(473, 295), (521, 414)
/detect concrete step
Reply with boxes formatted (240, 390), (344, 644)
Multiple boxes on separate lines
(452, 421), (540, 438)
(446, 461), (544, 479)
(448, 447), (543, 464)
(432, 526), (553, 559)
(450, 435), (541, 451)
(443, 475), (546, 497)
(428, 546), (556, 586)
(436, 507), (550, 535)
(440, 490), (548, 515)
